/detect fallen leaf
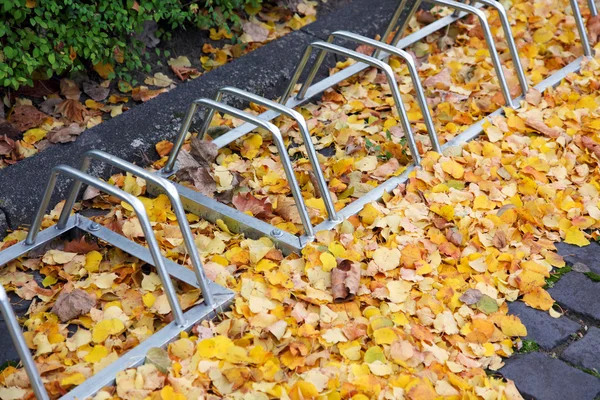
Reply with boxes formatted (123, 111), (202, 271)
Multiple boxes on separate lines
(52, 289), (96, 322)
(331, 259), (360, 303)
(83, 81), (110, 101)
(47, 123), (84, 143)
(60, 79), (81, 100)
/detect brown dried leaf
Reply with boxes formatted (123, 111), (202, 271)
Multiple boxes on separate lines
(416, 10), (435, 24)
(459, 288), (483, 305)
(55, 99), (87, 123)
(581, 136), (600, 159)
(131, 86), (167, 102)
(0, 119), (21, 140)
(83, 81), (110, 102)
(47, 123), (84, 143)
(190, 136), (218, 167)
(446, 228), (462, 246)
(241, 20), (269, 43)
(423, 68), (451, 90)
(60, 79), (81, 100)
(8, 105), (49, 132)
(588, 15), (600, 45)
(492, 230), (508, 249)
(176, 167), (216, 198)
(63, 237), (101, 253)
(332, 259), (360, 303)
(51, 289), (96, 322)
(525, 88), (542, 106)
(0, 134), (15, 156)
(232, 192), (273, 218)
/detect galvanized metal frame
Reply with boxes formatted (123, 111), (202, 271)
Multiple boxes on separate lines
(281, 41), (422, 164)
(311, 30), (442, 153)
(0, 160), (234, 400)
(146, 0), (597, 255)
(162, 98), (316, 239)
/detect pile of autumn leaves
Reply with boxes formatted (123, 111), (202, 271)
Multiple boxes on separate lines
(1, 0), (600, 398)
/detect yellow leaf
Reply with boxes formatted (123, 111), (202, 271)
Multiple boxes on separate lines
(23, 128), (47, 144)
(320, 252), (337, 272)
(288, 381), (319, 400)
(142, 292), (156, 308)
(564, 226), (590, 247)
(240, 134), (263, 160)
(93, 62), (114, 79)
(92, 319), (125, 343)
(533, 28), (553, 44)
(373, 327), (397, 345)
(500, 315), (527, 337)
(523, 287), (554, 311)
(441, 160), (464, 179)
(84, 345), (108, 363)
(60, 372), (86, 387)
(161, 385), (186, 400)
(85, 250), (102, 273)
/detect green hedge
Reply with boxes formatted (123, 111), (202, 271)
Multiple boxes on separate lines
(0, 0), (261, 89)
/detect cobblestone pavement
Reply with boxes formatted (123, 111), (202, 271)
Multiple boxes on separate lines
(500, 241), (600, 400)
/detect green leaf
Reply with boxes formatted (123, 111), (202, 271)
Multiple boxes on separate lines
(475, 295), (499, 315)
(145, 347), (170, 373)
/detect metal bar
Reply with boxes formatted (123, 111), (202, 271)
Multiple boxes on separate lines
(202, 87), (339, 223)
(444, 56), (584, 148)
(25, 165), (186, 326)
(314, 57), (585, 234)
(0, 286), (50, 400)
(160, 9), (474, 170)
(425, 0), (515, 107)
(163, 99), (315, 239)
(281, 41), (421, 165)
(0, 215), (78, 266)
(385, 0), (423, 50)
(472, 0), (529, 95)
(76, 216), (201, 290)
(452, 0), (470, 17)
(60, 285), (235, 400)
(146, 180), (306, 254)
(326, 30), (442, 153)
(60, 150), (215, 307)
(589, 0), (598, 17)
(570, 0), (593, 56)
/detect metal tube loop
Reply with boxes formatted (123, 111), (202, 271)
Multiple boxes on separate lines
(0, 286), (50, 400)
(570, 0), (593, 57)
(281, 41), (422, 165)
(326, 30), (442, 153)
(472, 0), (529, 95)
(201, 87), (340, 222)
(26, 165), (186, 326)
(164, 98), (315, 238)
(57, 150), (215, 308)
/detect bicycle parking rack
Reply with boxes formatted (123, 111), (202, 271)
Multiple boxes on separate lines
(154, 0), (597, 254)
(0, 152), (234, 399)
(0, 0), (597, 397)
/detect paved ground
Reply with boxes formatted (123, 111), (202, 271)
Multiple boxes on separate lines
(500, 241), (600, 400)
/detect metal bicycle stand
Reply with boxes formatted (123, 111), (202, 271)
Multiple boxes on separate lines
(0, 152), (234, 399)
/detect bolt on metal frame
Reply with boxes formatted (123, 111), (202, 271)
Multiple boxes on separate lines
(0, 157), (234, 400)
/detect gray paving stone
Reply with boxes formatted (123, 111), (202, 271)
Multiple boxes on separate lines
(548, 272), (600, 321)
(501, 352), (600, 400)
(508, 301), (581, 350)
(562, 326), (600, 372)
(555, 241), (600, 274)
